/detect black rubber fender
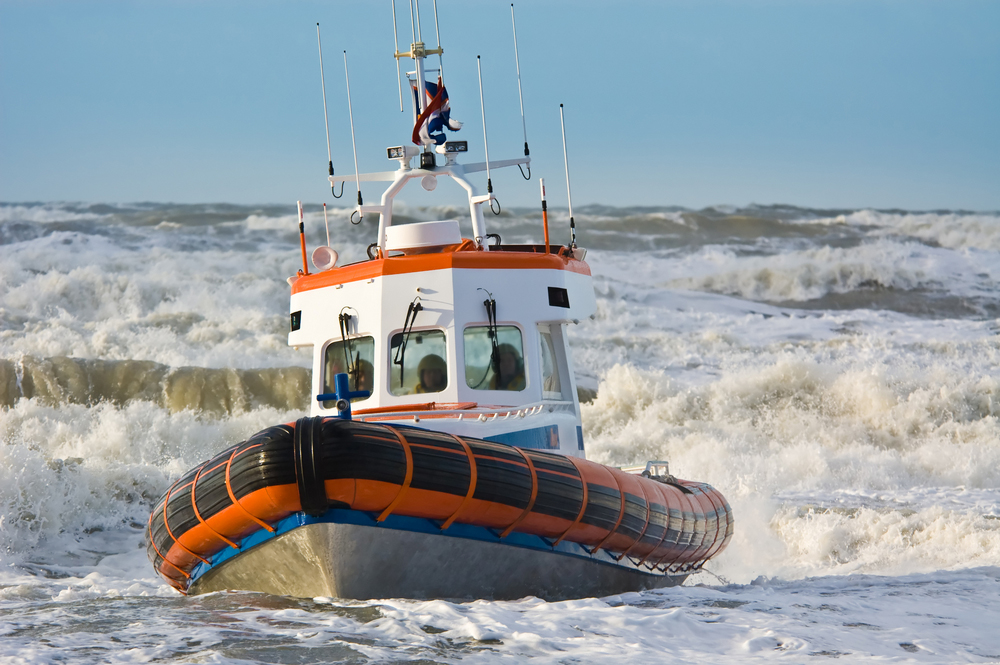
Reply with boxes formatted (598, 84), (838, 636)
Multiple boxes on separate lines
(294, 416), (327, 516)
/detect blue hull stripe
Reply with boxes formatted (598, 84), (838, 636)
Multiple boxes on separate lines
(189, 507), (673, 585)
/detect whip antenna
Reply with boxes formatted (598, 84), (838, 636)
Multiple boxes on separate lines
(411, 0), (421, 42)
(390, 0), (404, 111)
(432, 0), (445, 81)
(322, 202), (331, 247)
(510, 4), (530, 180)
(344, 51), (364, 223)
(317, 24), (343, 198)
(408, 0), (416, 42)
(477, 56), (500, 215)
(297, 201), (309, 275)
(559, 103), (576, 248)
(540, 178), (550, 254)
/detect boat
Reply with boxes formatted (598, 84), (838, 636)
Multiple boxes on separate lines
(145, 3), (733, 601)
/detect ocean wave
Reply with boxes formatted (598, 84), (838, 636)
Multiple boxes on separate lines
(661, 239), (993, 305)
(0, 203), (108, 224)
(0, 398), (298, 554)
(827, 209), (1000, 251)
(0, 356), (310, 416)
(769, 503), (1000, 577)
(583, 361), (1000, 580)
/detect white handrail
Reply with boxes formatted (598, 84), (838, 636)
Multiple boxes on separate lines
(353, 400), (572, 422)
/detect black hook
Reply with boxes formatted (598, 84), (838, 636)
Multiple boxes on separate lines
(518, 163), (531, 180)
(331, 181), (344, 198)
(350, 210), (362, 225)
(367, 243), (379, 260)
(490, 198), (502, 216)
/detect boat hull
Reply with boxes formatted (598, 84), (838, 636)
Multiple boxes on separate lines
(146, 417), (731, 599)
(189, 516), (685, 600)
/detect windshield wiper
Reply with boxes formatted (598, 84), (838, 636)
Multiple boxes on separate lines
(393, 297), (423, 386)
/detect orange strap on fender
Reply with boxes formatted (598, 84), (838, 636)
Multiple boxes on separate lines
(499, 447), (539, 539)
(618, 482), (654, 561)
(190, 464), (239, 550)
(637, 497), (675, 568)
(146, 495), (191, 580)
(553, 455), (589, 546)
(377, 426), (414, 522)
(652, 492), (695, 569)
(593, 471), (628, 554)
(694, 490), (723, 562)
(441, 434), (477, 530)
(162, 481), (210, 565)
(701, 488), (729, 561)
(225, 444), (275, 533)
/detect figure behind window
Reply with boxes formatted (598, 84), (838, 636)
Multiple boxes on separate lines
(490, 343), (525, 391)
(352, 359), (374, 394)
(414, 354), (447, 393)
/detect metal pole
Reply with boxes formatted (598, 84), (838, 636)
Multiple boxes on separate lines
(477, 56), (492, 194)
(433, 0), (445, 81)
(559, 104), (576, 248)
(344, 52), (364, 212)
(316, 24), (334, 181)
(391, 0), (404, 111)
(408, 0), (416, 42)
(297, 201), (309, 275)
(323, 202), (331, 247)
(413, 0), (423, 42)
(540, 178), (550, 254)
(511, 4), (528, 155)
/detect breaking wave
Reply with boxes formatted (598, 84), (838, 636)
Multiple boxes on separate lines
(583, 360), (1000, 581)
(0, 356), (310, 415)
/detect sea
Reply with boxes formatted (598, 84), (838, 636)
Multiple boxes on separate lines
(1, 201), (998, 663)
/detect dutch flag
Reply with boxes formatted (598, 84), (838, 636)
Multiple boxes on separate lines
(411, 76), (463, 146)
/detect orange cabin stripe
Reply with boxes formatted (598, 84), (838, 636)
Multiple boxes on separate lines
(376, 426), (414, 522)
(225, 444), (275, 533)
(291, 247), (592, 295)
(441, 434), (478, 530)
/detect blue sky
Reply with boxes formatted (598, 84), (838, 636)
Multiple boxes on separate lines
(1, 0), (997, 210)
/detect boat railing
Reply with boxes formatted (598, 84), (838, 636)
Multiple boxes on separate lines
(354, 399), (576, 423)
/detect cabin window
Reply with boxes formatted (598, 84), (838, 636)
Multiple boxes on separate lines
(464, 326), (525, 391)
(323, 336), (375, 406)
(389, 329), (448, 395)
(539, 326), (565, 400)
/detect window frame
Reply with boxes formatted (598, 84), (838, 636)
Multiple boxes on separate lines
(462, 323), (527, 393)
(387, 326), (450, 396)
(321, 334), (376, 406)
(537, 323), (571, 402)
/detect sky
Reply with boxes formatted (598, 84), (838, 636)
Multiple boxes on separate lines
(1, 0), (998, 211)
